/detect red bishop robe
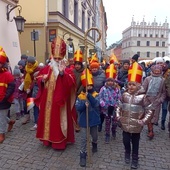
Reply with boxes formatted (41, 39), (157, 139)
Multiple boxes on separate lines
(35, 65), (77, 150)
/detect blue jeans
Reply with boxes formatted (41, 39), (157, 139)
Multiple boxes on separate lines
(161, 99), (168, 122)
(33, 105), (39, 124)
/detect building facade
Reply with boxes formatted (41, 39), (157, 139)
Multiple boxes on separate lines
(122, 17), (170, 60)
(0, 0), (22, 70)
(19, 0), (107, 63)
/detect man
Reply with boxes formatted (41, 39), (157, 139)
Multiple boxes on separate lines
(35, 36), (77, 150)
(0, 47), (15, 143)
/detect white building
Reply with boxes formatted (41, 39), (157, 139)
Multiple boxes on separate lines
(122, 17), (170, 60)
(0, 0), (22, 70)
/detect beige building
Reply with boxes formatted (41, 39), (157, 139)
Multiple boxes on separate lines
(18, 0), (107, 63)
(122, 17), (170, 60)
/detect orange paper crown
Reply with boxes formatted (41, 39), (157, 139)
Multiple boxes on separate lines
(51, 36), (66, 59)
(105, 63), (117, 79)
(74, 49), (83, 62)
(81, 68), (93, 87)
(109, 53), (118, 64)
(128, 62), (143, 83)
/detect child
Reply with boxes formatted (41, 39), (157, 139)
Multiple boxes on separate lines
(142, 64), (166, 139)
(75, 69), (100, 167)
(13, 65), (24, 120)
(116, 62), (153, 169)
(99, 77), (121, 143)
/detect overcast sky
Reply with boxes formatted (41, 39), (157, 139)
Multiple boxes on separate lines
(103, 0), (170, 47)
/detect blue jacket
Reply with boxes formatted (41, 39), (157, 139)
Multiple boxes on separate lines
(75, 91), (101, 128)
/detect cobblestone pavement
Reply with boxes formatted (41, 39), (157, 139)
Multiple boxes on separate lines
(0, 107), (170, 170)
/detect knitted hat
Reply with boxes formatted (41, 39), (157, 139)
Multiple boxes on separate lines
(123, 60), (130, 65)
(0, 48), (7, 64)
(18, 60), (26, 67)
(90, 62), (100, 69)
(132, 54), (139, 62)
(27, 56), (36, 64)
(155, 57), (164, 64)
(13, 65), (21, 76)
(151, 64), (162, 73)
(21, 54), (28, 60)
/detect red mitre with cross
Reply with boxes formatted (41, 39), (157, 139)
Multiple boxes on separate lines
(105, 63), (117, 79)
(128, 62), (143, 83)
(81, 68), (93, 87)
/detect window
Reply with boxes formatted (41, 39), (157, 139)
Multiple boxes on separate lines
(63, 0), (68, 18)
(156, 41), (159, 46)
(161, 34), (164, 38)
(82, 10), (85, 31)
(155, 34), (158, 37)
(150, 34), (152, 37)
(144, 34), (147, 37)
(138, 34), (141, 37)
(137, 41), (140, 46)
(146, 41), (150, 46)
(162, 42), (165, 47)
(162, 52), (165, 57)
(74, 1), (78, 26)
(147, 52), (150, 57)
(156, 51), (159, 57)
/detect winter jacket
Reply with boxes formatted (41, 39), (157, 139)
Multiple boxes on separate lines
(116, 92), (153, 133)
(75, 91), (101, 128)
(92, 69), (106, 93)
(0, 70), (15, 109)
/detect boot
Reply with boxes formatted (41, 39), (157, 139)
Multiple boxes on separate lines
(131, 154), (138, 169)
(79, 151), (86, 167)
(131, 160), (138, 169)
(16, 112), (21, 120)
(92, 142), (97, 153)
(8, 120), (16, 132)
(0, 133), (5, 143)
(161, 120), (165, 130)
(147, 122), (154, 139)
(98, 124), (102, 132)
(22, 114), (30, 124)
(105, 133), (110, 143)
(125, 152), (130, 164)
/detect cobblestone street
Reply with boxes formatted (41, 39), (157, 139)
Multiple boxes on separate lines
(0, 107), (170, 170)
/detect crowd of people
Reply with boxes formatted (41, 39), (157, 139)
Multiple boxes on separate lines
(0, 35), (170, 169)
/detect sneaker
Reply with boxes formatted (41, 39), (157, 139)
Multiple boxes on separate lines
(30, 124), (37, 131)
(105, 134), (110, 144)
(22, 115), (30, 125)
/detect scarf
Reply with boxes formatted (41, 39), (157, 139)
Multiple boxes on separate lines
(24, 61), (38, 91)
(146, 75), (162, 96)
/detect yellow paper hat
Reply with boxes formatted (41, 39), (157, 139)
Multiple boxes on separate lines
(128, 62), (143, 83)
(90, 53), (99, 63)
(81, 68), (93, 87)
(110, 53), (118, 64)
(74, 49), (83, 62)
(105, 63), (117, 79)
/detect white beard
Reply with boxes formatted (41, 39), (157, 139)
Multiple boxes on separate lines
(50, 58), (59, 80)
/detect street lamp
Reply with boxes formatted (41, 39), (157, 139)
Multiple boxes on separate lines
(6, 4), (26, 34)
